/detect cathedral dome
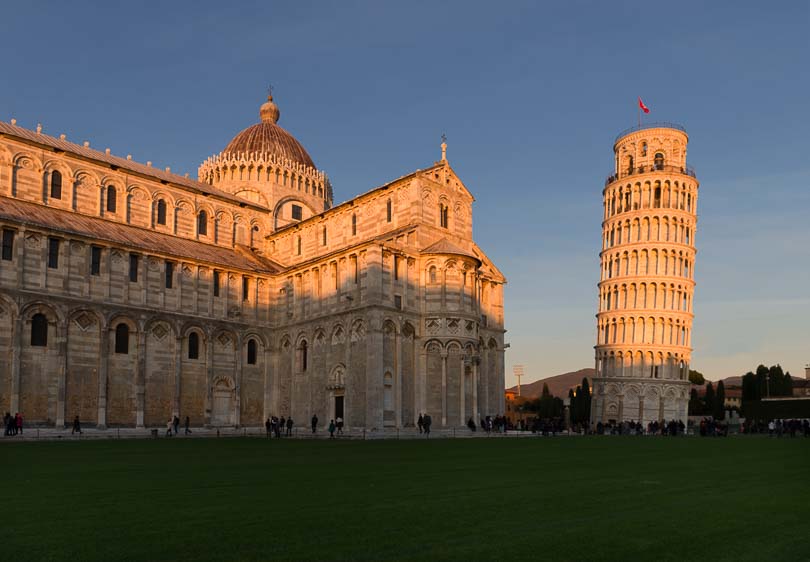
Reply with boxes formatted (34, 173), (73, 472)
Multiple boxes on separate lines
(221, 95), (316, 169)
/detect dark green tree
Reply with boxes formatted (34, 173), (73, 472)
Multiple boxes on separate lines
(688, 369), (706, 385)
(541, 382), (551, 399)
(688, 388), (704, 416)
(704, 382), (715, 416)
(714, 380), (726, 420)
(580, 377), (591, 424)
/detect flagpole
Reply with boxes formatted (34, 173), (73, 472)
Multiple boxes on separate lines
(638, 102), (641, 128)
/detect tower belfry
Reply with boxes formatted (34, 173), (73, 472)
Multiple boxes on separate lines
(592, 123), (699, 425)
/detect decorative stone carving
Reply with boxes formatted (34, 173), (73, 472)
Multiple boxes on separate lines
(152, 323), (168, 341)
(331, 326), (345, 345)
(350, 321), (365, 342)
(426, 318), (441, 335)
(447, 318), (460, 334)
(217, 332), (232, 347)
(25, 233), (40, 248)
(73, 312), (95, 331)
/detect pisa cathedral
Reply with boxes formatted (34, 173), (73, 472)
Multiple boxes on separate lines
(0, 94), (506, 430)
(592, 124), (698, 424)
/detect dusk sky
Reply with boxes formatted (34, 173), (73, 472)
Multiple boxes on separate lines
(1, 1), (807, 385)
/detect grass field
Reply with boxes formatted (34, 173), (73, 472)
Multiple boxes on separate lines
(2, 436), (808, 561)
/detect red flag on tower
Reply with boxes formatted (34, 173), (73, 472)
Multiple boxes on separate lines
(638, 97), (650, 114)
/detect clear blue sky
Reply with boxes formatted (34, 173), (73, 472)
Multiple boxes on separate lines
(2, 1), (807, 385)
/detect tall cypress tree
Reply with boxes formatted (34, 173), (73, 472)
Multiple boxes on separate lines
(714, 381), (726, 420)
(581, 378), (591, 424)
(704, 382), (715, 417)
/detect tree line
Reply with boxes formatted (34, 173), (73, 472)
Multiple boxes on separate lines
(687, 364), (793, 420)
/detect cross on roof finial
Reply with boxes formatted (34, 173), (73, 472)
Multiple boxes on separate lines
(440, 133), (448, 162)
(441, 133), (447, 144)
(267, 84), (274, 99)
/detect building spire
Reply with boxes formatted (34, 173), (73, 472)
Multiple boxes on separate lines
(440, 133), (447, 162)
(259, 86), (280, 124)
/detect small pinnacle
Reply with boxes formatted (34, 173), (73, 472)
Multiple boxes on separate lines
(83, 141), (90, 147)
(126, 155), (132, 160)
(105, 148), (111, 155)
(147, 161), (152, 167)
(10, 118), (16, 125)
(36, 123), (42, 133)
(59, 134), (66, 140)
(165, 167), (171, 172)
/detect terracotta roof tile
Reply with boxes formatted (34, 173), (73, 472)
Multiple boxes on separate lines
(421, 238), (480, 261)
(0, 121), (268, 211)
(0, 197), (277, 274)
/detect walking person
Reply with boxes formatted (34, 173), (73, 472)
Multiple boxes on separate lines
(279, 416), (286, 437)
(417, 414), (424, 434)
(336, 416), (343, 435)
(184, 416), (191, 435)
(423, 414), (432, 437)
(265, 418), (272, 438)
(166, 418), (173, 437)
(328, 419), (336, 439)
(286, 417), (293, 437)
(311, 414), (318, 434)
(15, 412), (23, 435)
(173, 416), (180, 435)
(71, 415), (82, 435)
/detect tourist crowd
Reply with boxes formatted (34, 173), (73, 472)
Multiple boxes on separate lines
(3, 412), (23, 436)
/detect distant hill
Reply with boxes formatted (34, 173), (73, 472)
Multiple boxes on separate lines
(506, 368), (595, 399)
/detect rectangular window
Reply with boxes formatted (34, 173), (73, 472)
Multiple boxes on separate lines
(242, 277), (249, 301)
(213, 270), (220, 297)
(129, 254), (139, 282)
(165, 261), (174, 289)
(394, 294), (402, 310)
(1, 229), (14, 261)
(393, 255), (399, 280)
(322, 226), (327, 246)
(291, 204), (302, 221)
(351, 255), (358, 284)
(47, 238), (60, 269)
(90, 246), (102, 275)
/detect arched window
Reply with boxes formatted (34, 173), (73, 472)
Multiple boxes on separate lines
(626, 155), (634, 174)
(50, 170), (62, 199)
(299, 341), (308, 372)
(641, 142), (648, 157)
(188, 332), (199, 360)
(386, 199), (392, 222)
(439, 204), (449, 228)
(198, 210), (208, 236)
(114, 323), (129, 354)
(30, 313), (48, 346)
(106, 186), (117, 213)
(654, 187), (661, 208)
(250, 225), (259, 248)
(247, 338), (257, 365)
(351, 213), (357, 236)
(654, 152), (664, 170)
(156, 199), (167, 225)
(429, 266), (437, 284)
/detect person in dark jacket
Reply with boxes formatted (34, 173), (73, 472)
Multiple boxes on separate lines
(72, 415), (82, 435)
(286, 417), (293, 436)
(184, 416), (191, 435)
(311, 414), (318, 434)
(265, 418), (272, 437)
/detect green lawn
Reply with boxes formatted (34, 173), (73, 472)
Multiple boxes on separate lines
(2, 436), (808, 561)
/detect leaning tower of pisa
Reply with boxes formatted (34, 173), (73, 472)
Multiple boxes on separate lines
(592, 123), (699, 425)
